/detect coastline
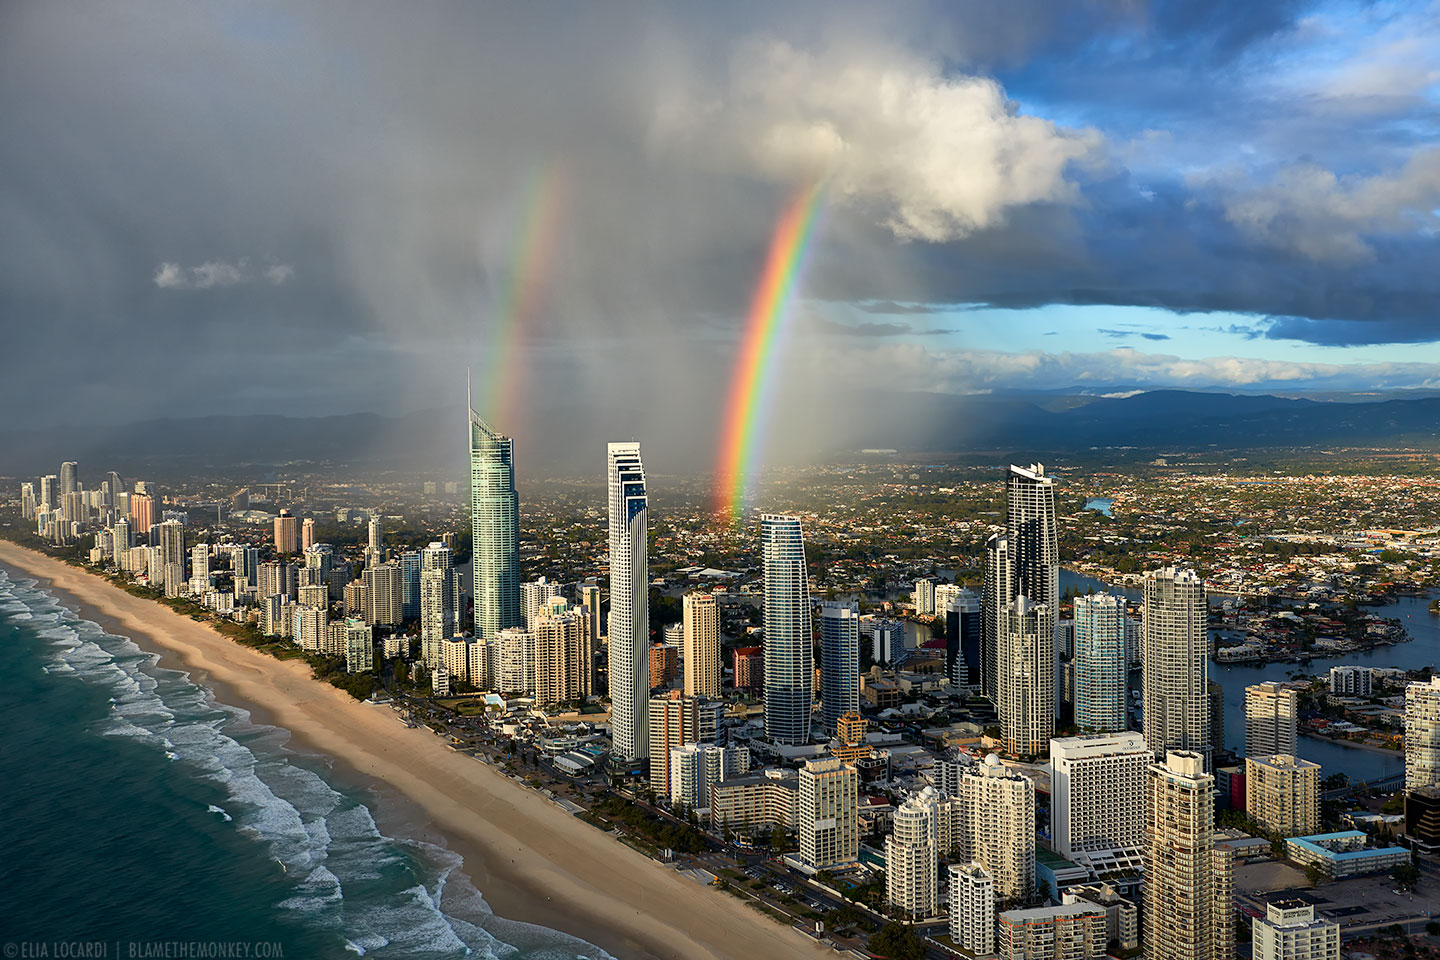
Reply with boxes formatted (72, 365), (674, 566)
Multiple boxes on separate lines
(0, 541), (827, 960)
(1300, 730), (1405, 759)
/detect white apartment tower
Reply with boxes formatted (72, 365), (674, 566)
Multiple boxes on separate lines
(1246, 682), (1299, 758)
(798, 757), (858, 870)
(1246, 754), (1320, 837)
(1073, 593), (1127, 732)
(998, 594), (1054, 759)
(607, 442), (649, 762)
(949, 863), (996, 956)
(1144, 751), (1234, 960)
(1049, 732), (1149, 870)
(956, 754), (1036, 900)
(886, 788), (940, 918)
(1405, 676), (1440, 790)
(523, 577), (562, 631)
(683, 592), (721, 699)
(1252, 900), (1339, 960)
(419, 542), (455, 667)
(1142, 567), (1210, 764)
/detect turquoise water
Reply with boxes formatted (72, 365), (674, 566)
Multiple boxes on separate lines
(0, 565), (610, 959)
(1083, 498), (1114, 517)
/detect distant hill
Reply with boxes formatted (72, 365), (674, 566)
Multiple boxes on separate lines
(4, 389), (1440, 478)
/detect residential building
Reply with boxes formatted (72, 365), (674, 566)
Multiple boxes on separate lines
(887, 788), (940, 918)
(762, 515), (811, 745)
(649, 642), (678, 688)
(1064, 884), (1138, 951)
(301, 517), (316, 552)
(1406, 677), (1440, 790)
(363, 562), (403, 627)
(949, 863), (996, 956)
(798, 757), (858, 870)
(1144, 751), (1232, 960)
(1246, 683), (1299, 758)
(1284, 831), (1411, 878)
(523, 577), (562, 631)
(914, 578), (936, 616)
(733, 646), (763, 693)
(468, 388), (522, 639)
(1328, 666), (1372, 697)
(1073, 593), (1127, 732)
(1252, 900), (1339, 960)
(578, 583), (601, 645)
(710, 772), (797, 833)
(496, 627), (533, 696)
(607, 441), (649, 762)
(419, 541), (455, 667)
(668, 743), (749, 809)
(1049, 733), (1148, 870)
(343, 619), (373, 674)
(647, 693), (720, 795)
(1143, 568), (1210, 765)
(683, 592), (721, 699)
(999, 595), (1054, 759)
(274, 510), (298, 554)
(957, 754), (1035, 900)
(997, 902), (1106, 960)
(819, 601), (861, 734)
(1246, 754), (1320, 837)
(946, 590), (982, 686)
(533, 600), (592, 705)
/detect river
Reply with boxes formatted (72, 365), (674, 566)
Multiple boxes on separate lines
(1060, 569), (1437, 781)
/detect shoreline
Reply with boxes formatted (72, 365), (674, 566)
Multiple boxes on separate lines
(0, 541), (826, 960)
(1300, 730), (1406, 759)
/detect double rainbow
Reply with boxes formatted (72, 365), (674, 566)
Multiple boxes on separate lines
(478, 162), (568, 429)
(713, 181), (827, 519)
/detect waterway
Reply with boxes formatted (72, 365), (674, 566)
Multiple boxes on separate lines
(1060, 569), (1436, 782)
(1083, 498), (1114, 517)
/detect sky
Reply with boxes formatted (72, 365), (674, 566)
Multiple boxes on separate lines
(3, 1), (1440, 468)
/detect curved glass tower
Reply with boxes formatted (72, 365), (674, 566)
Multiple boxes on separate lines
(819, 601), (860, 735)
(763, 515), (811, 744)
(469, 391), (522, 645)
(607, 442), (649, 761)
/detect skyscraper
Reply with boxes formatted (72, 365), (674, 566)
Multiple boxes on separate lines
(420, 542), (455, 666)
(683, 592), (721, 699)
(469, 390), (522, 640)
(1405, 676), (1440, 790)
(998, 595), (1054, 759)
(363, 562), (403, 627)
(956, 754), (1035, 900)
(1246, 682), (1298, 758)
(59, 461), (78, 499)
(578, 583), (602, 645)
(301, 517), (316, 552)
(646, 692), (720, 794)
(886, 789), (940, 918)
(274, 510), (298, 554)
(819, 600), (860, 734)
(607, 442), (649, 762)
(798, 757), (858, 870)
(985, 464), (1059, 753)
(533, 599), (593, 706)
(367, 515), (384, 557)
(523, 576), (562, 631)
(399, 549), (421, 621)
(949, 863), (995, 956)
(1142, 567), (1210, 764)
(1144, 751), (1233, 960)
(762, 514), (811, 745)
(1049, 733), (1149, 869)
(1074, 593), (1127, 732)
(946, 590), (982, 686)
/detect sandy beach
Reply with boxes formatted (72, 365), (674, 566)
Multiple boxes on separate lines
(0, 541), (829, 960)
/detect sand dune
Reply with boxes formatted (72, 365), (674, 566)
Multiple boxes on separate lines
(0, 542), (829, 960)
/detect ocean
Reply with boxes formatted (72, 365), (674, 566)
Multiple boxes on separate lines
(0, 565), (611, 960)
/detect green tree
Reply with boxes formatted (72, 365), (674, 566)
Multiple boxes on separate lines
(868, 922), (925, 960)
(1393, 861), (1420, 891)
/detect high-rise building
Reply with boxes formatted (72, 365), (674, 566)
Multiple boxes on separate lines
(578, 583), (602, 645)
(274, 510), (298, 554)
(496, 627), (534, 695)
(997, 903), (1107, 960)
(523, 576), (562, 631)
(1329, 665), (1372, 697)
(420, 542), (455, 666)
(231, 545), (259, 591)
(733, 646), (763, 693)
(533, 600), (593, 705)
(763, 515), (811, 745)
(1246, 754), (1320, 837)
(887, 789), (940, 918)
(819, 601), (860, 734)
(1049, 733), (1149, 869)
(399, 550), (421, 621)
(367, 516), (384, 557)
(649, 642), (678, 688)
(683, 592), (721, 699)
(647, 693), (720, 794)
(1246, 683), (1299, 758)
(343, 619), (374, 674)
(1405, 676), (1440, 790)
(468, 392), (522, 640)
(946, 590), (982, 686)
(190, 544), (211, 588)
(129, 492), (154, 533)
(913, 578), (936, 616)
(668, 743), (749, 809)
(20, 482), (36, 520)
(607, 442), (649, 762)
(363, 563), (403, 627)
(1144, 751), (1233, 960)
(956, 754), (1035, 900)
(998, 595), (1054, 759)
(1142, 567), (1210, 765)
(949, 863), (995, 955)
(868, 617), (906, 667)
(1252, 900), (1339, 960)
(301, 517), (316, 552)
(797, 757), (858, 870)
(59, 461), (78, 498)
(154, 519), (185, 567)
(1074, 593), (1127, 732)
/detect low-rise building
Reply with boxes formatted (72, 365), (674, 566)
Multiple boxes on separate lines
(1284, 831), (1410, 878)
(1252, 900), (1339, 960)
(997, 901), (1107, 960)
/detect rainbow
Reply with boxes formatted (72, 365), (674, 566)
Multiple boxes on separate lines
(714, 181), (827, 519)
(478, 162), (568, 428)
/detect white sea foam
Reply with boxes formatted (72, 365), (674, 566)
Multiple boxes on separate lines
(0, 569), (618, 960)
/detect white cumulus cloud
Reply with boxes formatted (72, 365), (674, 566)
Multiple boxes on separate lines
(651, 39), (1103, 242)
(153, 258), (294, 289)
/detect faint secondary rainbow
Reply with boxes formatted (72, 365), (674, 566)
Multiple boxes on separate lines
(714, 181), (827, 519)
(478, 162), (567, 429)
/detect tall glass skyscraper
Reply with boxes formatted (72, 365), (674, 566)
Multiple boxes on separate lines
(946, 589), (982, 686)
(399, 550), (421, 622)
(763, 515), (811, 745)
(468, 393), (521, 641)
(819, 601), (860, 734)
(607, 442), (649, 761)
(1074, 593), (1127, 732)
